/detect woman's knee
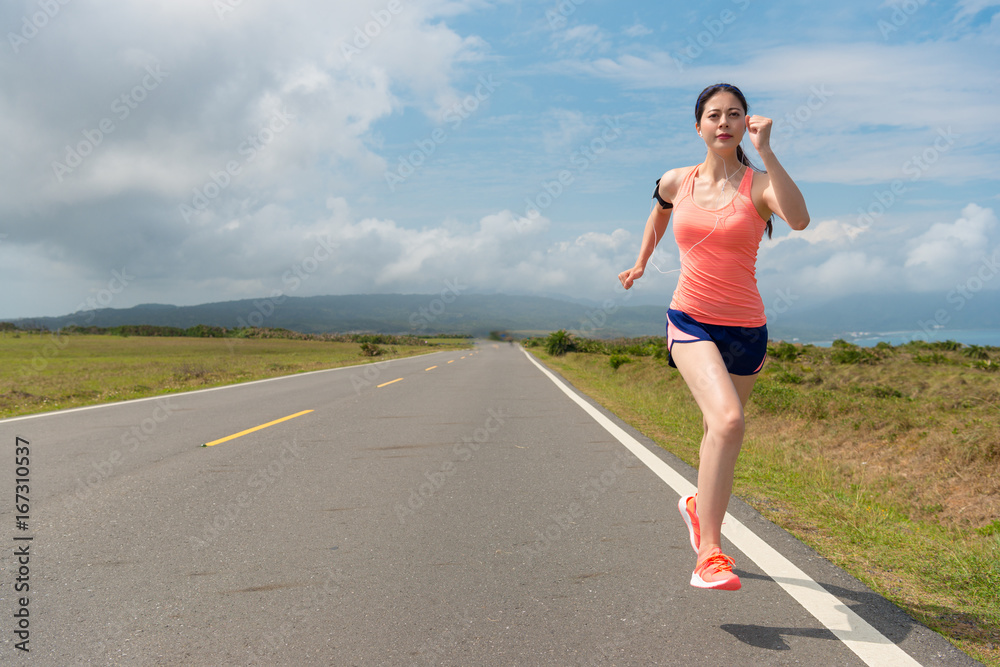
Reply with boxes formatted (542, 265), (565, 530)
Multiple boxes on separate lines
(707, 408), (744, 441)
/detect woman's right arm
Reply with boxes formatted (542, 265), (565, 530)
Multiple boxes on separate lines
(618, 168), (684, 290)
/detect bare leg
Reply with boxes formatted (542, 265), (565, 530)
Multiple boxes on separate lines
(670, 341), (758, 562)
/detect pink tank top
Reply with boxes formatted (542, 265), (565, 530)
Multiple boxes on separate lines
(668, 164), (769, 327)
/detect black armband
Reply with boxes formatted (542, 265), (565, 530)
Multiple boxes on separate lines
(652, 178), (672, 209)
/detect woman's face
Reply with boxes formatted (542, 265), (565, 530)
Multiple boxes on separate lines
(697, 91), (746, 149)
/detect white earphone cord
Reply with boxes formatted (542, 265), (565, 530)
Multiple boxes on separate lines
(647, 145), (745, 276)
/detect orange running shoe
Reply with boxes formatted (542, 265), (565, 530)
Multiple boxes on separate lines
(678, 493), (700, 553)
(690, 548), (741, 591)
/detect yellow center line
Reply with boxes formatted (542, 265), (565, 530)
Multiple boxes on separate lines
(377, 378), (404, 388)
(425, 366), (438, 371)
(447, 360), (455, 364)
(203, 410), (314, 447)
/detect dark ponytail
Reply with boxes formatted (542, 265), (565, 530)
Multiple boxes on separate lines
(696, 83), (773, 239)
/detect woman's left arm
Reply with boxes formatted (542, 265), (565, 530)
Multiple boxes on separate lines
(747, 114), (810, 230)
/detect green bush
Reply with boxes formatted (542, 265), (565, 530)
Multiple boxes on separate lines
(872, 385), (903, 399)
(609, 354), (632, 370)
(185, 324), (227, 338)
(774, 370), (804, 384)
(972, 359), (998, 372)
(359, 342), (382, 356)
(769, 341), (801, 361)
(903, 339), (961, 352)
(977, 519), (1000, 537)
(573, 338), (608, 354)
(914, 353), (950, 365)
(963, 345), (990, 360)
(545, 330), (575, 356)
(356, 334), (393, 345)
(832, 347), (878, 365)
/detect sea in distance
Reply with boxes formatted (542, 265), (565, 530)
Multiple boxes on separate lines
(804, 328), (1000, 348)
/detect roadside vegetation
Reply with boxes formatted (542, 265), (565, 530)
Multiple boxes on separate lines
(527, 330), (1000, 665)
(1, 325), (470, 419)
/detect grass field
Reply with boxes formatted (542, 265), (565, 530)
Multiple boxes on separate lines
(0, 332), (469, 419)
(528, 337), (999, 665)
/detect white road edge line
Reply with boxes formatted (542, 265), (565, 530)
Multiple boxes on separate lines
(522, 350), (921, 667)
(0, 349), (456, 425)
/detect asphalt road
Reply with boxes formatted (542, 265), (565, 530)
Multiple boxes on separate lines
(0, 341), (982, 666)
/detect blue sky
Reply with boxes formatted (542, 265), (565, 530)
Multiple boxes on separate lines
(1, 0), (998, 320)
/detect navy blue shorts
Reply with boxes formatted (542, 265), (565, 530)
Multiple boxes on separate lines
(666, 309), (768, 376)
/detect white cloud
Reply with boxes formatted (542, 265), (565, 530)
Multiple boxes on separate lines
(764, 218), (866, 249)
(0, 0), (491, 315)
(2, 0), (999, 321)
(2, 0), (485, 212)
(0, 198), (635, 315)
(547, 39), (996, 185)
(541, 109), (594, 153)
(904, 203), (998, 289)
(550, 24), (611, 56)
(311, 209), (634, 297)
(755, 204), (1000, 302)
(954, 0), (1000, 22)
(798, 251), (894, 294)
(623, 23), (653, 37)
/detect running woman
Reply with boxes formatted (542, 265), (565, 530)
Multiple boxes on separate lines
(618, 83), (809, 591)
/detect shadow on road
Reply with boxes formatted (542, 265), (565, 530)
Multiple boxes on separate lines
(730, 568), (922, 645)
(724, 570), (990, 666)
(721, 623), (837, 651)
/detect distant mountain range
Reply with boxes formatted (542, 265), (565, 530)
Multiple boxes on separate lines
(7, 291), (1000, 342)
